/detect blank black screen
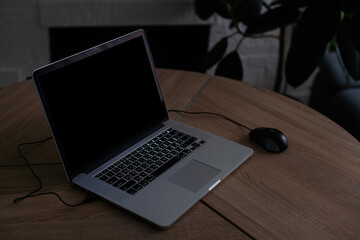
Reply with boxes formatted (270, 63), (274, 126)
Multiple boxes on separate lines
(36, 34), (168, 178)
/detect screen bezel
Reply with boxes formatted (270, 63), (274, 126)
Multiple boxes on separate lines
(32, 29), (169, 180)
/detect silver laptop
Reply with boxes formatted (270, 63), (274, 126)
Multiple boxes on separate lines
(32, 29), (253, 228)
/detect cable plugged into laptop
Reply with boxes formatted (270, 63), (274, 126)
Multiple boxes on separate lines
(13, 137), (97, 207)
(81, 192), (98, 204)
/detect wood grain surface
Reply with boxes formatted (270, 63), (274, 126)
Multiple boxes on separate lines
(1, 69), (359, 240)
(177, 75), (360, 240)
(0, 166), (250, 240)
(1, 69), (249, 240)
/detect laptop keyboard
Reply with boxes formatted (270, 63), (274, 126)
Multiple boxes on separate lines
(94, 128), (205, 195)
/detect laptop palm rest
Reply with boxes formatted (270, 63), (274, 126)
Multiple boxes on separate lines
(167, 159), (220, 193)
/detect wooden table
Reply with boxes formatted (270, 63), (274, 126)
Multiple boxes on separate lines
(1, 69), (359, 240)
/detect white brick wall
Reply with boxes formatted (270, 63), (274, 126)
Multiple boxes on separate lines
(0, 0), (310, 102)
(0, 0), (49, 85)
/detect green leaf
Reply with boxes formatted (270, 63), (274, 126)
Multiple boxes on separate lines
(233, 0), (262, 27)
(215, 51), (243, 81)
(285, 1), (341, 87)
(194, 0), (215, 20)
(213, 0), (231, 19)
(203, 37), (228, 70)
(272, 0), (310, 7)
(337, 0), (360, 16)
(337, 18), (360, 80)
(246, 6), (300, 34)
(347, 12), (360, 52)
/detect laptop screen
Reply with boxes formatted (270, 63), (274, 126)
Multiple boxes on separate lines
(33, 31), (168, 179)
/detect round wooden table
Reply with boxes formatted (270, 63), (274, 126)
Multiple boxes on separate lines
(1, 69), (359, 240)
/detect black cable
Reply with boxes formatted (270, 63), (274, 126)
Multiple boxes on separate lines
(14, 191), (95, 207)
(14, 110), (247, 205)
(14, 137), (53, 203)
(14, 136), (96, 206)
(169, 109), (253, 131)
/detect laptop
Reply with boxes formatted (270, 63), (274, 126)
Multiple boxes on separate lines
(32, 29), (253, 228)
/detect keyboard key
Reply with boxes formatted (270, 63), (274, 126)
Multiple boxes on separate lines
(106, 171), (115, 178)
(183, 149), (191, 154)
(139, 172), (147, 177)
(118, 163), (126, 169)
(151, 155), (160, 161)
(106, 176), (118, 184)
(99, 175), (109, 181)
(144, 175), (155, 182)
(169, 129), (178, 135)
(115, 172), (124, 178)
(129, 170), (138, 176)
(181, 135), (191, 141)
(146, 159), (155, 165)
(95, 128), (204, 195)
(139, 180), (149, 187)
(120, 180), (136, 191)
(121, 169), (131, 174)
(132, 184), (143, 191)
(185, 137), (197, 146)
(128, 165), (136, 170)
(126, 188), (137, 195)
(134, 176), (143, 181)
(152, 156), (181, 177)
(133, 161), (141, 166)
(129, 156), (138, 162)
(121, 160), (129, 166)
(140, 163), (149, 168)
(113, 178), (126, 187)
(124, 174), (132, 180)
(150, 164), (158, 170)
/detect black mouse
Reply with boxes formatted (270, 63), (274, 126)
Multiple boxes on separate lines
(249, 127), (288, 153)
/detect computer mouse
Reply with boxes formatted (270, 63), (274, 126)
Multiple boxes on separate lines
(249, 127), (288, 153)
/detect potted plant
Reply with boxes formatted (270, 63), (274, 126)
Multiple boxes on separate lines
(194, 0), (360, 92)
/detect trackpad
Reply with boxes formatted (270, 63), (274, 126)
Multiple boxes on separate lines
(167, 159), (220, 193)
